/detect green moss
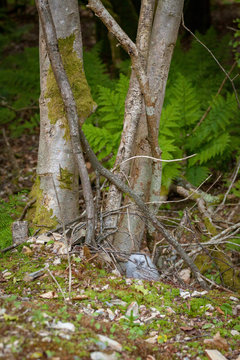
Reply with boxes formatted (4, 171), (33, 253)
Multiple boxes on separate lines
(28, 176), (58, 230)
(45, 33), (96, 140)
(195, 252), (240, 292)
(203, 217), (218, 236)
(57, 167), (74, 190)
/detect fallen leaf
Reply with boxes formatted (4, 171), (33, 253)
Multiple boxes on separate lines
(72, 294), (88, 300)
(180, 326), (194, 332)
(22, 245), (32, 254)
(204, 332), (228, 351)
(216, 307), (225, 315)
(39, 291), (58, 299)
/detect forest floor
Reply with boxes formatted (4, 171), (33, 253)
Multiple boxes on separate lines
(0, 239), (240, 360)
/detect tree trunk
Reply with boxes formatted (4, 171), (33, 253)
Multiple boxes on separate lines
(31, 0), (95, 229)
(104, 0), (155, 232)
(112, 0), (184, 254)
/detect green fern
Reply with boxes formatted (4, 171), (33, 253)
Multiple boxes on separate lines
(83, 43), (114, 99)
(83, 74), (129, 166)
(0, 193), (27, 250)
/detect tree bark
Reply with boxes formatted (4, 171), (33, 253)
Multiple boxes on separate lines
(113, 0), (184, 252)
(35, 0), (96, 245)
(104, 0), (155, 231)
(33, 0), (96, 234)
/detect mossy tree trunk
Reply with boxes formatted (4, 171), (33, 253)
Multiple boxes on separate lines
(32, 0), (95, 228)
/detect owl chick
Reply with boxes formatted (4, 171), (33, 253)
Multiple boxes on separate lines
(125, 253), (160, 281)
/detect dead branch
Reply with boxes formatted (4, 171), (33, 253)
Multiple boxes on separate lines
(171, 183), (217, 235)
(35, 0), (95, 246)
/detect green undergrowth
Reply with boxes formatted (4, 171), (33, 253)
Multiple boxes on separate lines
(0, 249), (239, 359)
(0, 192), (28, 250)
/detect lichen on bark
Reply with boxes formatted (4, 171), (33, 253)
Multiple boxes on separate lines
(45, 33), (96, 140)
(58, 167), (74, 190)
(28, 176), (58, 231)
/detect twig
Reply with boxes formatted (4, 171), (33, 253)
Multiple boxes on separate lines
(18, 198), (36, 221)
(116, 153), (197, 168)
(0, 100), (38, 112)
(36, 0), (96, 246)
(1, 242), (24, 253)
(46, 268), (67, 301)
(182, 15), (240, 108)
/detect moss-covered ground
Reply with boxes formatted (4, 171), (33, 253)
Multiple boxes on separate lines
(0, 245), (239, 360)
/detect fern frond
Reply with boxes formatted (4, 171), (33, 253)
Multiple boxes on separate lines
(190, 132), (230, 166)
(83, 43), (114, 99)
(172, 73), (202, 128)
(185, 166), (210, 187)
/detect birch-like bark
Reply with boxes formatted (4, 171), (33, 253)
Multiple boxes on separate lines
(147, 0), (184, 236)
(36, 0), (96, 244)
(36, 0), (82, 226)
(88, 0), (183, 253)
(104, 0), (155, 230)
(114, 0), (184, 251)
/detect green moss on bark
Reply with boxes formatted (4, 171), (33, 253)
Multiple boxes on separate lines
(45, 33), (96, 140)
(195, 253), (240, 292)
(28, 176), (58, 231)
(58, 167), (74, 190)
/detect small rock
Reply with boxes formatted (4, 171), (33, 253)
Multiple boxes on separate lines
(145, 335), (158, 344)
(109, 299), (127, 307)
(97, 335), (122, 352)
(230, 330), (239, 336)
(125, 301), (139, 318)
(51, 321), (75, 332)
(53, 258), (61, 265)
(2, 271), (11, 278)
(90, 351), (119, 360)
(180, 290), (191, 299)
(95, 309), (105, 316)
(192, 290), (208, 297)
(106, 309), (115, 321)
(36, 234), (50, 244)
(229, 296), (239, 302)
(179, 269), (191, 284)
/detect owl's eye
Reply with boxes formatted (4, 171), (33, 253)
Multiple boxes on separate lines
(140, 261), (145, 266)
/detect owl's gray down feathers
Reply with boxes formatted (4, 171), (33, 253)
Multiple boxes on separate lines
(125, 254), (160, 281)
